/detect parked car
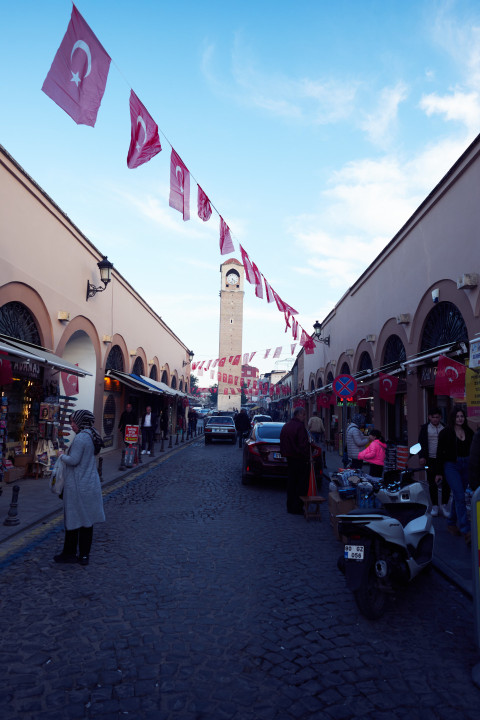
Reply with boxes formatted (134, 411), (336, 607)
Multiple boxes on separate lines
(242, 422), (323, 485)
(251, 414), (272, 425)
(204, 415), (236, 444)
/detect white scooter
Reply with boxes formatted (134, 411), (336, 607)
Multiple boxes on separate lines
(337, 443), (434, 619)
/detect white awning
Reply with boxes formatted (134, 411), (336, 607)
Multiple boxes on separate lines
(138, 374), (186, 397)
(107, 370), (163, 395)
(0, 334), (92, 376)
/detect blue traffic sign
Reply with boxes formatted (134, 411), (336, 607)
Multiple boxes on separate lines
(333, 373), (357, 399)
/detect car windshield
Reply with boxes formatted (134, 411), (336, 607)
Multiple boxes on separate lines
(254, 416), (271, 423)
(207, 416), (234, 426)
(256, 424), (283, 440)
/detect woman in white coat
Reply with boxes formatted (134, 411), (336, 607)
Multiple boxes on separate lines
(53, 409), (105, 566)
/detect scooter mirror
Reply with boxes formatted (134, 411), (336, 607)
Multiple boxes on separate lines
(409, 442), (421, 455)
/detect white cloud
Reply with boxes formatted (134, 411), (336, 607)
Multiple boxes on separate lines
(201, 38), (357, 125)
(360, 82), (409, 148)
(419, 90), (480, 134)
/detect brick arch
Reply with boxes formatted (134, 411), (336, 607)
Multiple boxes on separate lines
(0, 281), (52, 348)
(104, 334), (129, 373)
(410, 280), (474, 355)
(353, 342), (374, 373)
(376, 319), (409, 364)
(130, 348), (148, 375)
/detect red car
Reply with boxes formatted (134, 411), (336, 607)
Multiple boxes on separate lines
(241, 422), (323, 485)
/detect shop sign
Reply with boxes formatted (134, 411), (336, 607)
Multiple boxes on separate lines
(125, 425), (140, 443)
(466, 368), (480, 418)
(12, 360), (41, 379)
(470, 339), (480, 370)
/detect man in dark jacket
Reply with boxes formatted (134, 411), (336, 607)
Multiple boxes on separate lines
(118, 403), (137, 445)
(280, 407), (311, 514)
(234, 409), (251, 446)
(418, 407), (448, 516)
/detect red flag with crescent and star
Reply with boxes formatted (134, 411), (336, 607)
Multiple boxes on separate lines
(197, 185), (212, 221)
(61, 367), (79, 396)
(219, 217), (235, 255)
(434, 355), (466, 398)
(127, 90), (161, 169)
(379, 372), (399, 404)
(169, 149), (190, 220)
(0, 352), (13, 386)
(42, 5), (111, 127)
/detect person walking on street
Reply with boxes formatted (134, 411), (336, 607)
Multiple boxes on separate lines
(280, 407), (311, 514)
(418, 407), (448, 516)
(141, 406), (158, 455)
(307, 411), (325, 445)
(118, 403), (137, 446)
(346, 413), (370, 469)
(234, 409), (251, 446)
(54, 409), (105, 566)
(160, 410), (169, 440)
(436, 406), (474, 544)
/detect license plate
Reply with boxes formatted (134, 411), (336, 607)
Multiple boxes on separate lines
(273, 452), (283, 459)
(217, 428), (227, 433)
(344, 545), (364, 560)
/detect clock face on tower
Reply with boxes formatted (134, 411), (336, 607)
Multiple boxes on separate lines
(226, 272), (239, 286)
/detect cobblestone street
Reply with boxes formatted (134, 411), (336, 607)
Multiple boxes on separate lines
(0, 440), (479, 719)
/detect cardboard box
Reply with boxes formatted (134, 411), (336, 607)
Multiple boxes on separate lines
(328, 489), (356, 541)
(3, 467), (26, 483)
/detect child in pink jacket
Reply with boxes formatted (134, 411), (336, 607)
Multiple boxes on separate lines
(358, 429), (386, 477)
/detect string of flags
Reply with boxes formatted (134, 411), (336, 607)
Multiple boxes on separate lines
(41, 4), (316, 354)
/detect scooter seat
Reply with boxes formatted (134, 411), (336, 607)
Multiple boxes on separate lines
(346, 507), (391, 516)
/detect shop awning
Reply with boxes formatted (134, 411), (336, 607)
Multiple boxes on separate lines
(106, 370), (163, 395)
(0, 333), (92, 376)
(136, 374), (186, 397)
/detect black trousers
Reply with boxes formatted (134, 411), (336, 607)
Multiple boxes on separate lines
(286, 458), (310, 513)
(141, 427), (155, 452)
(63, 526), (93, 557)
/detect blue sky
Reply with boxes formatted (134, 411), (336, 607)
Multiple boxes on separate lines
(2, 1), (480, 380)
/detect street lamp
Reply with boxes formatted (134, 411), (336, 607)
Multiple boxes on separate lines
(182, 350), (194, 367)
(86, 256), (114, 301)
(313, 320), (330, 346)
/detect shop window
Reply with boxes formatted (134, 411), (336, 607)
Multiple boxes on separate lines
(149, 365), (157, 381)
(420, 301), (468, 350)
(132, 357), (144, 376)
(0, 301), (41, 344)
(105, 344), (124, 372)
(383, 335), (406, 365)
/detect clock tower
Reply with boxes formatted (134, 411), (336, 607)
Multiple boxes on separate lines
(217, 258), (244, 412)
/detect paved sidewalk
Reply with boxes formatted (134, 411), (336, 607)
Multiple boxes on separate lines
(0, 436), (475, 597)
(0, 431), (198, 553)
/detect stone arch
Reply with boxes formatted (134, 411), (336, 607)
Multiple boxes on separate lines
(0, 282), (52, 347)
(105, 344), (125, 372)
(410, 280), (474, 354)
(132, 356), (145, 376)
(104, 334), (128, 373)
(161, 364), (171, 386)
(57, 317), (101, 425)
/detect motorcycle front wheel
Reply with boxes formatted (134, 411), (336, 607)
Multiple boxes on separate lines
(353, 559), (388, 620)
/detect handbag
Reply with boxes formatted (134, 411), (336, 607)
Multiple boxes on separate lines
(49, 456), (65, 495)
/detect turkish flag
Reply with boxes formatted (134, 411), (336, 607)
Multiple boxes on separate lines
(239, 245), (263, 298)
(379, 372), (399, 404)
(197, 185), (212, 221)
(273, 347), (282, 358)
(232, 355), (241, 365)
(0, 352), (13, 385)
(291, 343), (297, 355)
(249, 352), (256, 363)
(263, 277), (275, 303)
(61, 368), (79, 396)
(434, 355), (466, 398)
(264, 349), (271, 359)
(317, 394), (330, 409)
(243, 353), (249, 364)
(292, 319), (299, 341)
(218, 357), (226, 367)
(42, 5), (111, 127)
(222, 373), (227, 383)
(127, 90), (161, 169)
(220, 217), (235, 255)
(228, 375), (233, 384)
(169, 149), (190, 220)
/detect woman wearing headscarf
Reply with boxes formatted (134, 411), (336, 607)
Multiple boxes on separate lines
(53, 410), (105, 566)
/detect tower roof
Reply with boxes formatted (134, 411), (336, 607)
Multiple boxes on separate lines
(220, 258), (243, 268)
